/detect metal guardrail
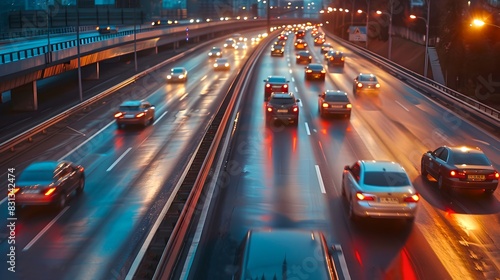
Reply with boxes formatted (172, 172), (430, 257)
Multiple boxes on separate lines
(326, 31), (500, 131)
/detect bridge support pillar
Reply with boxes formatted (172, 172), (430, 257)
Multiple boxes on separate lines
(11, 81), (38, 111)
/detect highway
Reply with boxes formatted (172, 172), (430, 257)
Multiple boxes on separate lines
(0, 26), (499, 280)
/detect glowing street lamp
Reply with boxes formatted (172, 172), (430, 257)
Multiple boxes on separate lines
(410, 14), (429, 77)
(376, 8), (393, 60)
(471, 19), (500, 29)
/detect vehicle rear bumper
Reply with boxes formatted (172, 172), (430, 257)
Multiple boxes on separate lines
(354, 201), (418, 219)
(446, 178), (498, 190)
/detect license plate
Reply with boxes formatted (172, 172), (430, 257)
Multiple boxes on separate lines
(277, 109), (288, 113)
(468, 175), (485, 181)
(23, 189), (39, 194)
(331, 105), (343, 108)
(380, 197), (399, 204)
(125, 115), (135, 118)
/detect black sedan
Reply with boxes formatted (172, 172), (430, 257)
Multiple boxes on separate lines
(421, 146), (499, 195)
(296, 50), (312, 64)
(13, 161), (85, 209)
(305, 63), (326, 81)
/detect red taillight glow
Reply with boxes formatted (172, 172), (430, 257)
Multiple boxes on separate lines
(306, 70), (313, 73)
(356, 192), (375, 201)
(357, 83), (363, 88)
(375, 83), (381, 88)
(487, 171), (499, 180)
(266, 84), (271, 88)
(136, 112), (145, 118)
(404, 194), (420, 202)
(322, 103), (329, 108)
(346, 103), (352, 108)
(283, 84), (288, 89)
(114, 112), (124, 118)
(44, 188), (56, 196)
(292, 106), (298, 112)
(267, 107), (273, 112)
(450, 170), (466, 179)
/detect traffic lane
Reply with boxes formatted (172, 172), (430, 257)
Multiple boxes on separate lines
(0, 36), (252, 278)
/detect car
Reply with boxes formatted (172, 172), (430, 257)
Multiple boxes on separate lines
(273, 39), (286, 46)
(277, 33), (288, 41)
(263, 76), (289, 101)
(305, 63), (326, 81)
(295, 29), (306, 38)
(224, 38), (236, 48)
(421, 146), (499, 194)
(342, 160), (420, 222)
(353, 73), (380, 94)
(270, 44), (284, 56)
(234, 41), (247, 50)
(167, 67), (188, 82)
(296, 50), (312, 64)
(318, 90), (352, 118)
(213, 58), (230, 70)
(327, 50), (345, 67)
(208, 47), (222, 58)
(265, 92), (300, 126)
(321, 43), (333, 53)
(114, 100), (156, 128)
(233, 229), (339, 280)
(96, 25), (118, 34)
(13, 161), (85, 210)
(294, 39), (308, 50)
(314, 36), (326, 46)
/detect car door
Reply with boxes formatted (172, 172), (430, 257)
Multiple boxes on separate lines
(428, 147), (447, 178)
(344, 162), (361, 197)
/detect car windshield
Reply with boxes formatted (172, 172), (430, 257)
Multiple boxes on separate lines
(172, 69), (184, 73)
(451, 153), (491, 165)
(325, 95), (348, 102)
(19, 170), (54, 182)
(119, 106), (140, 111)
(268, 77), (287, 83)
(360, 75), (377, 82)
(270, 97), (295, 105)
(363, 172), (410, 187)
(309, 65), (324, 70)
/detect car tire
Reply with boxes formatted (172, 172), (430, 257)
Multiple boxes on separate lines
(438, 176), (449, 193)
(348, 199), (358, 222)
(55, 193), (67, 210)
(76, 177), (85, 195)
(341, 183), (346, 197)
(150, 116), (155, 125)
(421, 161), (428, 179)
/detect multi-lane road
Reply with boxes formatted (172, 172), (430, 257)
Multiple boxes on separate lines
(0, 26), (499, 280)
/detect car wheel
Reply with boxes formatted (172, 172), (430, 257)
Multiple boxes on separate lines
(150, 116), (155, 125)
(76, 177), (85, 195)
(293, 119), (299, 126)
(348, 199), (358, 222)
(421, 161), (428, 179)
(341, 183), (346, 197)
(438, 176), (449, 192)
(55, 193), (67, 210)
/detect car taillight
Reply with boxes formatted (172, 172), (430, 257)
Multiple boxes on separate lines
(321, 70), (326, 73)
(346, 103), (352, 108)
(356, 192), (375, 201)
(322, 103), (329, 108)
(266, 84), (271, 88)
(136, 112), (145, 118)
(486, 171), (499, 180)
(292, 106), (298, 112)
(341, 57), (345, 61)
(306, 70), (312, 73)
(404, 194), (420, 202)
(283, 84), (288, 89)
(450, 170), (466, 179)
(10, 188), (20, 194)
(114, 112), (124, 118)
(357, 83), (363, 88)
(44, 187), (56, 196)
(375, 83), (381, 88)
(267, 106), (273, 112)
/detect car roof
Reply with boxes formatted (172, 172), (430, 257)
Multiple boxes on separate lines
(325, 90), (348, 96)
(24, 161), (63, 172)
(239, 229), (335, 280)
(360, 160), (406, 173)
(359, 73), (377, 78)
(120, 100), (143, 107)
(308, 63), (324, 69)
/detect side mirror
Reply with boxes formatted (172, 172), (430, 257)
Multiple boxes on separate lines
(344, 165), (350, 171)
(296, 99), (301, 102)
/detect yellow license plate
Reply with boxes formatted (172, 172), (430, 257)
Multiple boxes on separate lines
(468, 175), (485, 181)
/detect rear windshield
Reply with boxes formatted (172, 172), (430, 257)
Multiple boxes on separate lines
(119, 106), (140, 111)
(363, 172), (410, 187)
(19, 170), (54, 182)
(451, 153), (491, 165)
(270, 97), (295, 105)
(268, 77), (287, 83)
(172, 69), (184, 73)
(325, 95), (348, 102)
(360, 75), (378, 82)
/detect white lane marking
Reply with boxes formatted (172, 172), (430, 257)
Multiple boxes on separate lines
(315, 165), (326, 194)
(471, 138), (490, 146)
(291, 77), (295, 82)
(106, 147), (132, 172)
(200, 75), (207, 81)
(295, 86), (298, 92)
(153, 111), (168, 126)
(66, 126), (86, 136)
(305, 122), (311, 135)
(58, 121), (115, 161)
(23, 206), (69, 251)
(0, 197), (6, 205)
(180, 92), (189, 101)
(289, 69), (293, 74)
(395, 100), (409, 112)
(334, 244), (352, 280)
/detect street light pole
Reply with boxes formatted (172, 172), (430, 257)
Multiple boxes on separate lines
(424, 0), (430, 77)
(388, 0), (393, 60)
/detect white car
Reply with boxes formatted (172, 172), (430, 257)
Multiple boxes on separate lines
(342, 160), (419, 223)
(167, 67), (188, 82)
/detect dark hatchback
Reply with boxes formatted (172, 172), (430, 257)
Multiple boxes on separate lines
(318, 90), (352, 118)
(265, 92), (300, 126)
(263, 76), (289, 101)
(14, 161), (85, 209)
(296, 50), (312, 64)
(305, 63), (326, 81)
(234, 229), (339, 280)
(271, 44), (284, 56)
(421, 146), (499, 194)
(327, 50), (345, 67)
